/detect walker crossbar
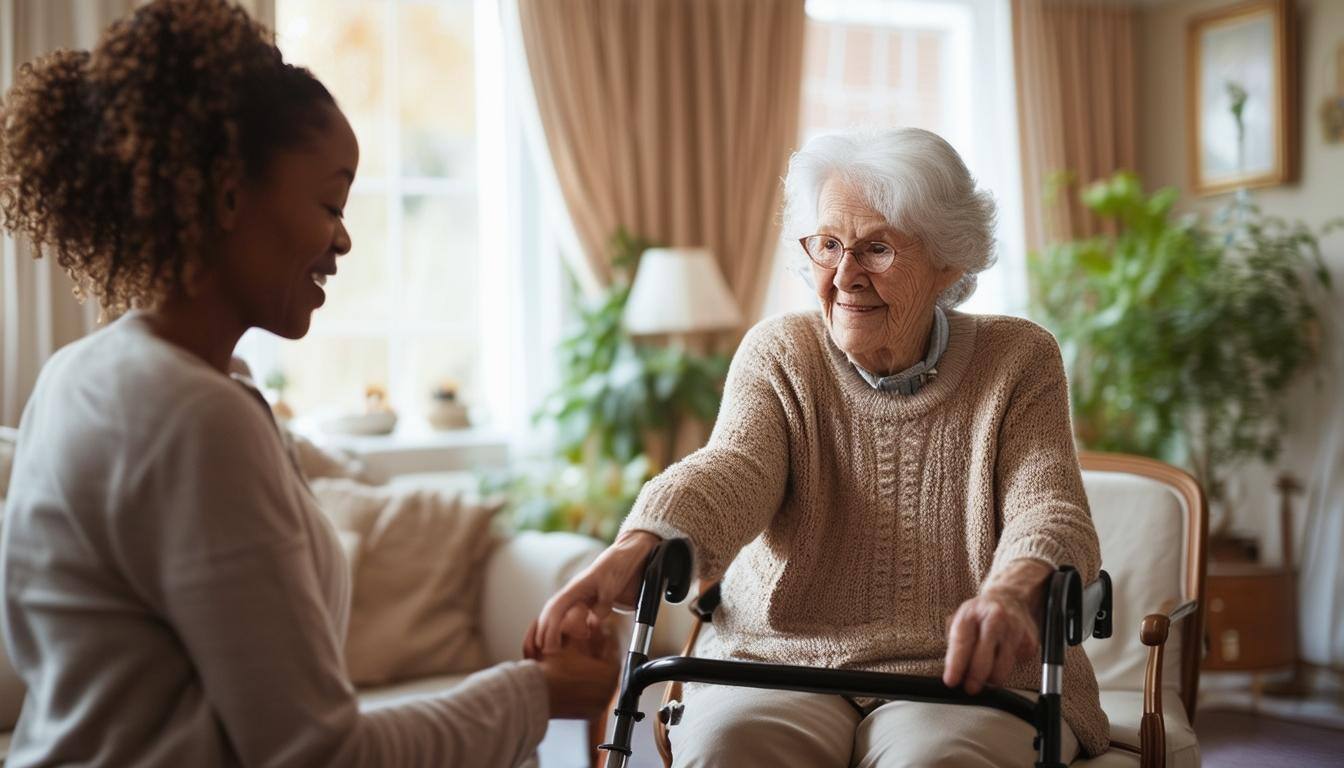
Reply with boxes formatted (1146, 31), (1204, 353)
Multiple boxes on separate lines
(598, 539), (1111, 768)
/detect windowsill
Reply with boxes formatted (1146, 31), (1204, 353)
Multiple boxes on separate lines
(292, 419), (511, 482)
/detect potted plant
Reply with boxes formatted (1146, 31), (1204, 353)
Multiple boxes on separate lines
(1031, 172), (1337, 527)
(263, 370), (295, 423)
(484, 229), (730, 541)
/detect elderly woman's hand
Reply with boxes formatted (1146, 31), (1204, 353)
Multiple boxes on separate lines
(942, 559), (1053, 695)
(524, 530), (662, 658)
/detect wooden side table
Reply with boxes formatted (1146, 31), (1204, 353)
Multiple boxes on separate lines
(1201, 475), (1303, 699)
(1204, 563), (1297, 678)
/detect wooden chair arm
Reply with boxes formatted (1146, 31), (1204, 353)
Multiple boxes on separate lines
(1137, 599), (1198, 768)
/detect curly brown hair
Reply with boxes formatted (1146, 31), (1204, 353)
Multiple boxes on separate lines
(0, 0), (336, 313)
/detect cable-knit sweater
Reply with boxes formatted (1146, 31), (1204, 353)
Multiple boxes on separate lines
(620, 309), (1110, 756)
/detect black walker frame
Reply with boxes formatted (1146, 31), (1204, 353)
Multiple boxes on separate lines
(598, 539), (1113, 768)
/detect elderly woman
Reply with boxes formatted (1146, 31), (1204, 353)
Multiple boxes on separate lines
(529, 127), (1108, 766)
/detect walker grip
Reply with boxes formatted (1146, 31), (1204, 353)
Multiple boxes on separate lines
(634, 538), (693, 626)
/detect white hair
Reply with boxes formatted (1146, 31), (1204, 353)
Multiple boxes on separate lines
(780, 127), (997, 308)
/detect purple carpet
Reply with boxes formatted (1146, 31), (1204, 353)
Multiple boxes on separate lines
(1197, 708), (1344, 767)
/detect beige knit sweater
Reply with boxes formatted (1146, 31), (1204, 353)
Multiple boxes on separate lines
(621, 309), (1109, 755)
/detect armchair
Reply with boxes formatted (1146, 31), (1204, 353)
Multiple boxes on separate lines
(620, 451), (1207, 768)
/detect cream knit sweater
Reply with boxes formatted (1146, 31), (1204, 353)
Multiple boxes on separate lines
(621, 309), (1110, 755)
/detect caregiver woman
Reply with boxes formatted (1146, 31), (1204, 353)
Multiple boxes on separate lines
(0, 1), (613, 765)
(529, 128), (1109, 766)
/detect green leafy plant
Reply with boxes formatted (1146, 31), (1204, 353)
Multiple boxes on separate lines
(263, 370), (289, 398)
(486, 228), (730, 541)
(479, 455), (651, 542)
(1031, 172), (1337, 506)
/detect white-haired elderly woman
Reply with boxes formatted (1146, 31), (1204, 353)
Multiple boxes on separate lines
(527, 127), (1108, 766)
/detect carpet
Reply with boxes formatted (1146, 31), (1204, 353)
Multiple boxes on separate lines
(1197, 707), (1344, 767)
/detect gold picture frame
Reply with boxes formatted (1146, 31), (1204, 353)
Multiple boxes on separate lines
(1186, 0), (1297, 196)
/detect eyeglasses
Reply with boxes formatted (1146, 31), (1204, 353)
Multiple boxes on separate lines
(798, 234), (905, 273)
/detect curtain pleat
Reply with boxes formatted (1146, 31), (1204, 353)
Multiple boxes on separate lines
(0, 1), (140, 426)
(1013, 0), (1138, 252)
(517, 0), (806, 323)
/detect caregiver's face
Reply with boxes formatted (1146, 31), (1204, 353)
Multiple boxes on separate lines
(808, 177), (962, 372)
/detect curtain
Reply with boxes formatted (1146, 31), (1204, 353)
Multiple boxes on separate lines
(1298, 331), (1344, 669)
(516, 0), (806, 323)
(0, 0), (282, 427)
(0, 1), (145, 427)
(1012, 0), (1137, 252)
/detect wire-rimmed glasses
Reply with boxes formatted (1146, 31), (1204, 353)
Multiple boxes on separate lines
(798, 234), (905, 273)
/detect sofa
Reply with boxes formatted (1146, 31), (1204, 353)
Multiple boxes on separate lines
(0, 426), (608, 765)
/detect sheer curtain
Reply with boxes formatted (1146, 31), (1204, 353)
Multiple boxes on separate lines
(0, 1), (142, 427)
(0, 1), (283, 427)
(1298, 334), (1344, 668)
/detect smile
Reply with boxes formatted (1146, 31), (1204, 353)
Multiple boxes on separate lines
(837, 302), (880, 313)
(310, 272), (328, 287)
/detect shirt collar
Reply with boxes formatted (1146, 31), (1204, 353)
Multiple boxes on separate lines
(853, 305), (949, 396)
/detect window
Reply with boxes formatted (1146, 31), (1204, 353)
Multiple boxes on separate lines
(762, 0), (1027, 318)
(237, 0), (516, 432)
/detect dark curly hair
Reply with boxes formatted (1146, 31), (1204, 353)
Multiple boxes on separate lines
(0, 0), (336, 312)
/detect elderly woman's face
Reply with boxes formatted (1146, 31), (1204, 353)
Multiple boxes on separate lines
(810, 177), (963, 373)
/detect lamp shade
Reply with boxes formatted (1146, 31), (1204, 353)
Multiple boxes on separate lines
(623, 248), (743, 335)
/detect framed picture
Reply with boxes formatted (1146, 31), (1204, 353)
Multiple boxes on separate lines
(1186, 0), (1297, 196)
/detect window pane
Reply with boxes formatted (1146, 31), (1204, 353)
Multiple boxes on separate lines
(311, 193), (391, 330)
(398, 1), (476, 178)
(804, 21), (831, 80)
(886, 29), (904, 86)
(277, 0), (389, 179)
(400, 194), (477, 327)
(913, 31), (945, 131)
(841, 25), (874, 87)
(799, 21), (948, 137)
(276, 336), (390, 414)
(395, 335), (480, 425)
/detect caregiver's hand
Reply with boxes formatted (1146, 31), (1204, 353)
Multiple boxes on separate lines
(538, 624), (621, 719)
(943, 558), (1053, 695)
(524, 530), (662, 657)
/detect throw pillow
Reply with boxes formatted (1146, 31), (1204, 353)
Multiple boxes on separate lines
(311, 478), (501, 685)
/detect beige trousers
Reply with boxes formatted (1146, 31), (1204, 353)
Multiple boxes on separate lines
(668, 685), (1080, 767)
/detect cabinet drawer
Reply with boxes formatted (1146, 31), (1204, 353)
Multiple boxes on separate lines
(1203, 567), (1295, 671)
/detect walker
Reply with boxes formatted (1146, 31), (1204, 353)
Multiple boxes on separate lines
(598, 539), (1113, 768)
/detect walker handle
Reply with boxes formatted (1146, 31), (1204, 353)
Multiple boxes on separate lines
(599, 538), (694, 767)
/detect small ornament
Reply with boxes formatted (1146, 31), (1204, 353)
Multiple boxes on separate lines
(427, 379), (470, 430)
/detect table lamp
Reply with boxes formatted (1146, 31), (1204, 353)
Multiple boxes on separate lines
(623, 247), (743, 336)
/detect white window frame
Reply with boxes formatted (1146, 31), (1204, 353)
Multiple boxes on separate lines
(238, 0), (529, 455)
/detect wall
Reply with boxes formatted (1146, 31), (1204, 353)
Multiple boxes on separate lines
(1137, 0), (1344, 660)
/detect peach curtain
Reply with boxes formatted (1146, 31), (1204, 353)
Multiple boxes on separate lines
(1012, 0), (1138, 251)
(517, 0), (806, 323)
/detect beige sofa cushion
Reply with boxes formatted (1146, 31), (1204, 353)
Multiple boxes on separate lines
(312, 478), (501, 686)
(1081, 470), (1185, 694)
